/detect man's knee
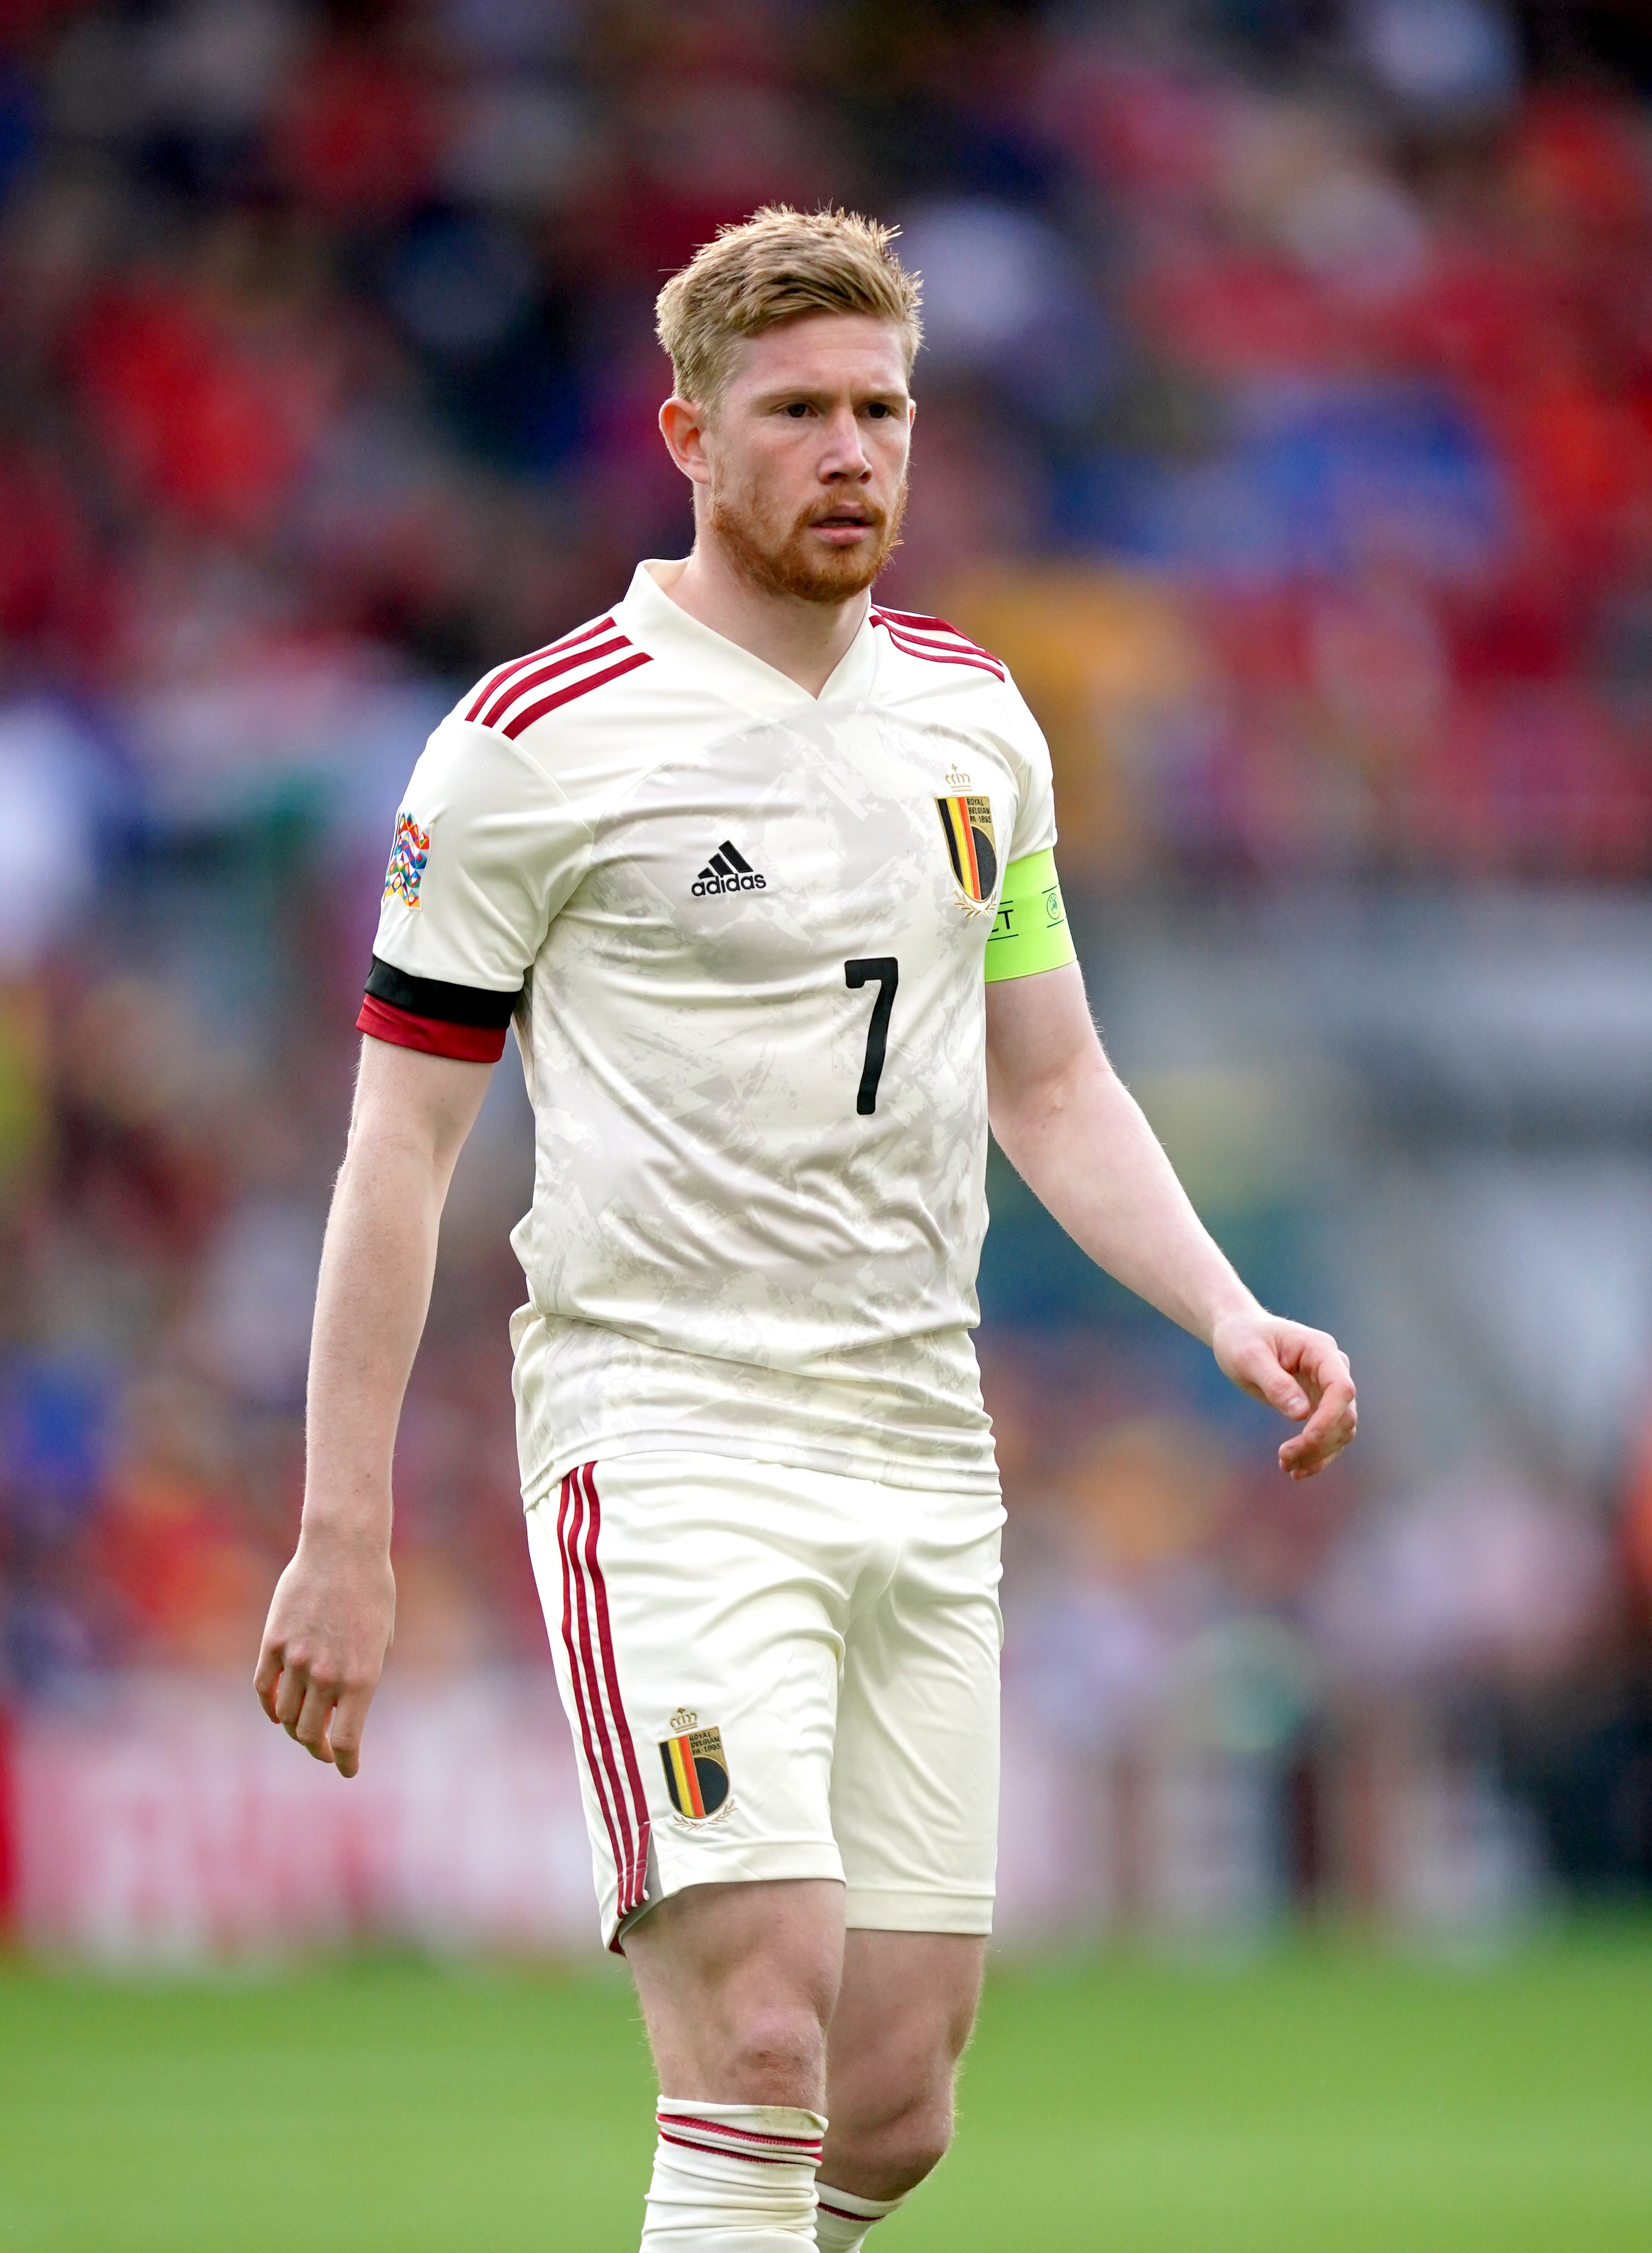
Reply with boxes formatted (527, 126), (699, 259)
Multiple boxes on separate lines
(877, 2091), (954, 2189)
(626, 1876), (843, 2103)
(721, 2000), (830, 2103)
(825, 2076), (955, 2199)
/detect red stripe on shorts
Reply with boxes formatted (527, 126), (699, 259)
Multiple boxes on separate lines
(556, 1473), (632, 1949)
(578, 1465), (652, 1922)
(566, 1471), (636, 1919)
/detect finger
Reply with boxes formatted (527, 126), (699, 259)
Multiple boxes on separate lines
(274, 1660), (308, 1731)
(1278, 1330), (1347, 1394)
(1281, 1428), (1352, 1478)
(328, 1680), (376, 1780)
(1280, 1388), (1357, 1475)
(1295, 1371), (1356, 1456)
(292, 1678), (340, 1765)
(254, 1640), (284, 1722)
(1282, 1402), (1355, 1472)
(1236, 1345), (1311, 1420)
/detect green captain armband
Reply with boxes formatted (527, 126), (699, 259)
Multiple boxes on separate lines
(984, 848), (1077, 982)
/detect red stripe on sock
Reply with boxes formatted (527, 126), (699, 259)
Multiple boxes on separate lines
(658, 2114), (823, 2151)
(657, 2133), (813, 2169)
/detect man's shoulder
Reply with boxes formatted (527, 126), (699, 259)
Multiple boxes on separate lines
(868, 605), (1046, 764)
(453, 610), (656, 745)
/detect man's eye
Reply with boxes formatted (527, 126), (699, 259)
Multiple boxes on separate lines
(784, 403), (810, 418)
(866, 403), (891, 418)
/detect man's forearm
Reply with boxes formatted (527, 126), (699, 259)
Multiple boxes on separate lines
(257, 1041), (491, 1771)
(989, 1044), (1255, 1345)
(302, 1134), (445, 1549)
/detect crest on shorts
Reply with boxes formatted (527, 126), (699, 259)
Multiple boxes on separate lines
(660, 1709), (731, 1821)
(383, 811), (431, 907)
(936, 794), (997, 910)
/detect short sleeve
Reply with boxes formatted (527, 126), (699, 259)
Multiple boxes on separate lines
(995, 672), (1058, 865)
(358, 718), (591, 1062)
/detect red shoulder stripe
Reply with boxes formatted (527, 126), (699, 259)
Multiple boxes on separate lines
(500, 648), (651, 739)
(882, 629), (1004, 678)
(870, 608), (1005, 680)
(875, 605), (957, 630)
(480, 632), (631, 728)
(464, 615), (616, 723)
(875, 605), (998, 652)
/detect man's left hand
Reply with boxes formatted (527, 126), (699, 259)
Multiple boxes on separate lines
(1210, 1310), (1357, 1480)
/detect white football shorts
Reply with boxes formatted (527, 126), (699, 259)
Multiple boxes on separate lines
(523, 1450), (1005, 1952)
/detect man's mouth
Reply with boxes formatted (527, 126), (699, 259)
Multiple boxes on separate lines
(809, 507), (878, 538)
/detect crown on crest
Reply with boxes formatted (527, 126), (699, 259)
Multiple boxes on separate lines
(670, 1707), (697, 1733)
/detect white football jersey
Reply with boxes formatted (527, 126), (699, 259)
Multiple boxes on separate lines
(362, 562), (1063, 1501)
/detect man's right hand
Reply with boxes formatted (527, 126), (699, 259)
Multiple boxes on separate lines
(254, 1529), (396, 1777)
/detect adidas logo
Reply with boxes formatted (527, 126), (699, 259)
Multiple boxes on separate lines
(691, 839), (768, 896)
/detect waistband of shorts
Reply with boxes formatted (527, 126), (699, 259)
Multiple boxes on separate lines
(522, 1431), (1004, 1513)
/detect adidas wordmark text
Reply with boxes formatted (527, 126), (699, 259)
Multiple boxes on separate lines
(693, 839), (768, 896)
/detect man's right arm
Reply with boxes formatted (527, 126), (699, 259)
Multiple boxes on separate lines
(253, 1036), (493, 1775)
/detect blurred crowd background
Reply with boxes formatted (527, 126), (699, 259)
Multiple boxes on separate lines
(3, 0), (1652, 1950)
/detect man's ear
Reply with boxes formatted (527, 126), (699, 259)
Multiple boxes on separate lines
(659, 395), (712, 486)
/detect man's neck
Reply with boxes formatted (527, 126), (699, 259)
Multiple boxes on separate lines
(650, 545), (868, 698)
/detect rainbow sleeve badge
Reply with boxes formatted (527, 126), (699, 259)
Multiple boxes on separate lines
(382, 811), (431, 907)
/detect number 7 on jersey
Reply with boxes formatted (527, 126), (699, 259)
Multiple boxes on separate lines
(844, 957), (898, 1115)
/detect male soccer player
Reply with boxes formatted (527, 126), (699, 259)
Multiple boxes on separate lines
(256, 208), (1356, 2250)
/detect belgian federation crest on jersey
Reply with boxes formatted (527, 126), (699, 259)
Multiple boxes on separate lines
(383, 811), (431, 907)
(660, 1711), (731, 1821)
(936, 794), (997, 910)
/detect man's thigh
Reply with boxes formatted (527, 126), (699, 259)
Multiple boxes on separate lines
(626, 1876), (847, 2103)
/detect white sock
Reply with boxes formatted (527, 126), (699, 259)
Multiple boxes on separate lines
(642, 2099), (827, 2250)
(813, 2184), (905, 2250)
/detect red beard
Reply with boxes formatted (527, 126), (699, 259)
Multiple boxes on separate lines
(708, 479), (907, 605)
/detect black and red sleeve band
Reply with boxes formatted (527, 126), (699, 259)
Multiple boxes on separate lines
(357, 955), (524, 1063)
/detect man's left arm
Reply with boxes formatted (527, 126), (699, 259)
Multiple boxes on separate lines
(984, 959), (1356, 1479)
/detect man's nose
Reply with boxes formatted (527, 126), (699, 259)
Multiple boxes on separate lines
(818, 406), (872, 478)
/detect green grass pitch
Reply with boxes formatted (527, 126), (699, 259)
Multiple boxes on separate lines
(2, 1926), (1650, 2250)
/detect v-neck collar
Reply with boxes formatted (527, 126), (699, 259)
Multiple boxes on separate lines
(616, 560), (880, 717)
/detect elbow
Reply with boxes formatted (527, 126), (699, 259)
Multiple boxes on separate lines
(989, 1048), (1114, 1155)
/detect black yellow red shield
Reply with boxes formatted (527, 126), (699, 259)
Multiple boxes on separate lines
(660, 1724), (730, 1820)
(936, 794), (998, 904)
